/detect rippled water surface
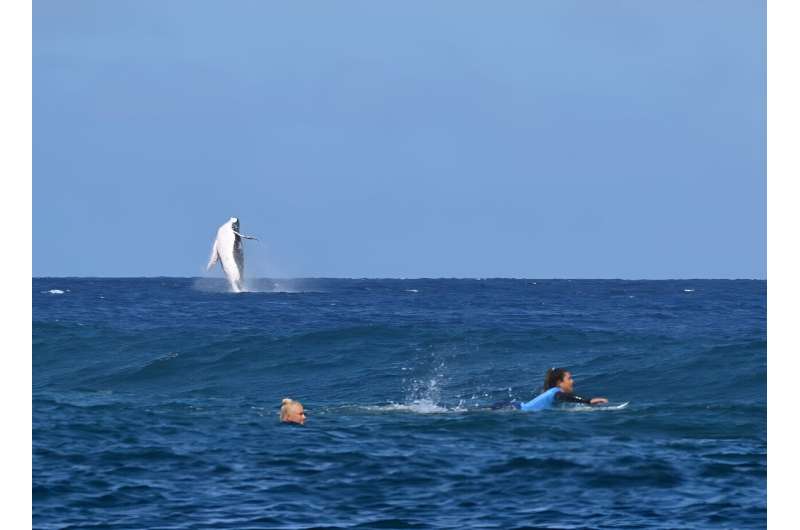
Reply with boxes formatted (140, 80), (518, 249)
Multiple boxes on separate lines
(33, 278), (766, 529)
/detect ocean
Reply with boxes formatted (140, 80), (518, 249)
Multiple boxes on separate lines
(32, 278), (766, 529)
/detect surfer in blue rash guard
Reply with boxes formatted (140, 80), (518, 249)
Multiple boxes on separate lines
(493, 367), (608, 411)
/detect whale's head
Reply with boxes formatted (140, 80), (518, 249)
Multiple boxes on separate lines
(229, 217), (240, 231)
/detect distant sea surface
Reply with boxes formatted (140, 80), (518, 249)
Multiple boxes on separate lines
(33, 278), (766, 529)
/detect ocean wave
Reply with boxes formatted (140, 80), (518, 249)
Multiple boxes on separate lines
(33, 278), (766, 529)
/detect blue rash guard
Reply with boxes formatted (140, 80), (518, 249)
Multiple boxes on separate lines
(517, 387), (594, 412)
(518, 387), (561, 411)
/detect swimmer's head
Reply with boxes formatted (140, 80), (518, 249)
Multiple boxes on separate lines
(544, 367), (574, 392)
(279, 398), (306, 425)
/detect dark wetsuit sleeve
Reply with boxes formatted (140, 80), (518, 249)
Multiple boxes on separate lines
(554, 391), (593, 404)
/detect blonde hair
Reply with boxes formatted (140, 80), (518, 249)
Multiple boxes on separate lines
(280, 398), (299, 421)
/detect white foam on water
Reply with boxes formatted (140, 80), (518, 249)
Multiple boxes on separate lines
(405, 289), (419, 293)
(45, 289), (65, 294)
(359, 399), (469, 414)
(684, 289), (695, 292)
(193, 277), (315, 294)
(362, 400), (449, 414)
(351, 361), (467, 415)
(192, 277), (237, 293)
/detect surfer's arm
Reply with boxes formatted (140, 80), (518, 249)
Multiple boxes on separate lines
(554, 392), (595, 405)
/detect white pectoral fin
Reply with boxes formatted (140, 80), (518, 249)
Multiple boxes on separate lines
(207, 242), (220, 270)
(232, 230), (258, 241)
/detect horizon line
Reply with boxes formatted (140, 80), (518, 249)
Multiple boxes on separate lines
(31, 276), (767, 281)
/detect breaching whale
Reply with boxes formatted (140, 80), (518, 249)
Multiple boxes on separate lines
(207, 217), (258, 292)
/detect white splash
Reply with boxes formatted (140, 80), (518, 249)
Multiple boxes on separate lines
(362, 400), (451, 414)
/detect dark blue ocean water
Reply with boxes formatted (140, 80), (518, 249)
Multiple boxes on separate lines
(33, 278), (766, 529)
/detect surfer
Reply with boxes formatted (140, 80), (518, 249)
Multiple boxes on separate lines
(493, 367), (608, 411)
(280, 398), (307, 425)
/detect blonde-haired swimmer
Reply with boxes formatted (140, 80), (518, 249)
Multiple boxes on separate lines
(280, 398), (306, 425)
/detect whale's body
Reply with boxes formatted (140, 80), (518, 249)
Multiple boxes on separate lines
(207, 217), (256, 293)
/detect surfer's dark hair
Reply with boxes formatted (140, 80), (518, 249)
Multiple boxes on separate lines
(543, 367), (568, 390)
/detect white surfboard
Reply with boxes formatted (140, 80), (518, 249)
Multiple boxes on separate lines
(567, 401), (629, 412)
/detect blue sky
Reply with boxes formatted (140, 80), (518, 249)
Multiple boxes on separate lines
(33, 1), (765, 278)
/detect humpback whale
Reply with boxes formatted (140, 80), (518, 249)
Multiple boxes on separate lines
(207, 217), (258, 292)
